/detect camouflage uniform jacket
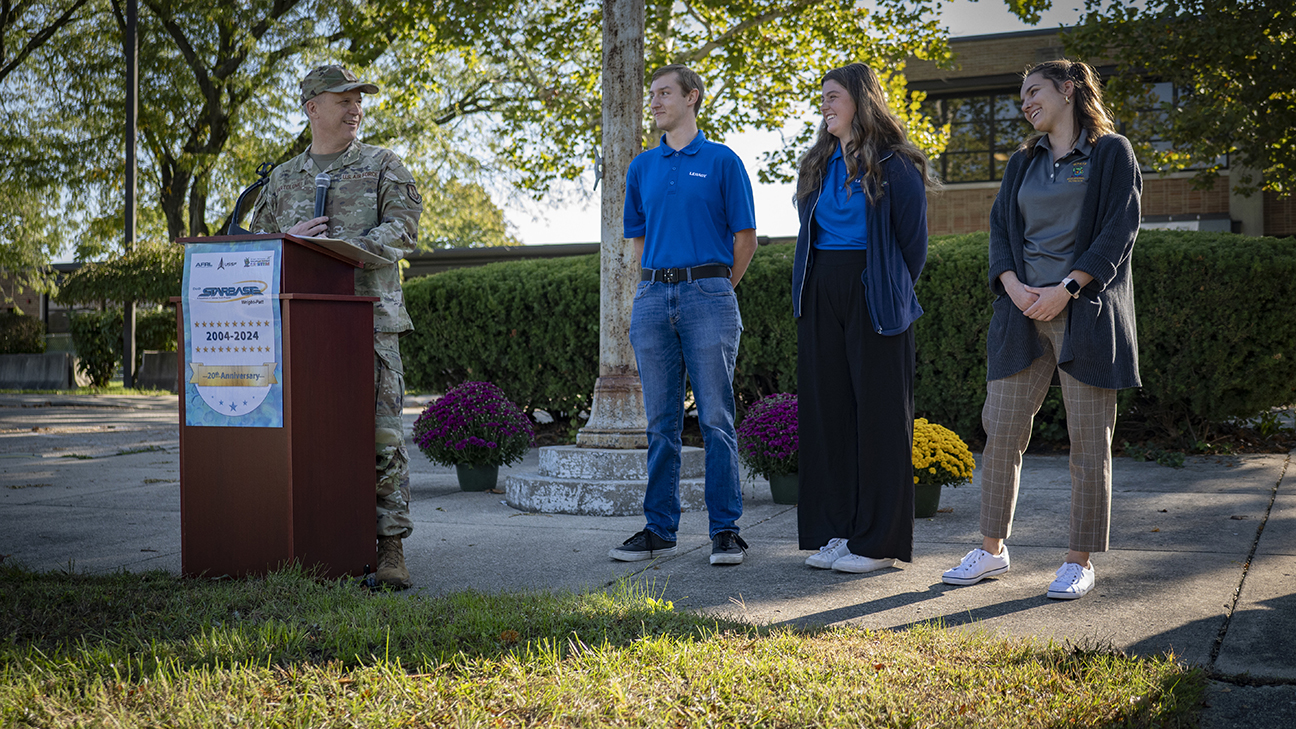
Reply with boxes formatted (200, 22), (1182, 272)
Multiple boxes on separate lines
(251, 141), (423, 333)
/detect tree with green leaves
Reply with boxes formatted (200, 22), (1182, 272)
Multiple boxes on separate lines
(413, 0), (962, 196)
(1069, 0), (1295, 196)
(0, 0), (97, 303)
(4, 0), (1067, 272)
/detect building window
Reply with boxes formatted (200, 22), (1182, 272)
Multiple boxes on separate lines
(921, 93), (1032, 183)
(1123, 82), (1228, 173)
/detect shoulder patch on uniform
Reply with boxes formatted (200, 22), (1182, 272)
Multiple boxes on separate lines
(406, 183), (422, 204)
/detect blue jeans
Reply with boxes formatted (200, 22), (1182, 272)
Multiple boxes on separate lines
(629, 276), (743, 540)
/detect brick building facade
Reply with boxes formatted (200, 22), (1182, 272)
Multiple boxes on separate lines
(907, 27), (1295, 238)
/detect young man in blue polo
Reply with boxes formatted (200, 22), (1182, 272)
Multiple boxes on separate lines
(609, 64), (759, 566)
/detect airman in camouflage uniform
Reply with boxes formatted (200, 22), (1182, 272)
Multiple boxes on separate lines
(250, 65), (421, 589)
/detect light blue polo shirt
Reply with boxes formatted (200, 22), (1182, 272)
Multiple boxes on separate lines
(813, 146), (868, 250)
(624, 131), (757, 270)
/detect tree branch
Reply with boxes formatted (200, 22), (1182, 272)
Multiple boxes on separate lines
(0, 0), (91, 85)
(678, 0), (822, 63)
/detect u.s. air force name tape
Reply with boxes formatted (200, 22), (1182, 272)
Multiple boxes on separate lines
(189, 363), (279, 387)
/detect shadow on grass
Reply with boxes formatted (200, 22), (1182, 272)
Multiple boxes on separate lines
(0, 561), (752, 680)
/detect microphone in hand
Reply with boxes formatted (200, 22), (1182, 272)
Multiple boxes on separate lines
(314, 172), (331, 220)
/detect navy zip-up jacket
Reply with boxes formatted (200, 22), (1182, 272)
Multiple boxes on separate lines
(792, 149), (928, 335)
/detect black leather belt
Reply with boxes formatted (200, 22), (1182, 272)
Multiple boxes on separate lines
(641, 264), (731, 283)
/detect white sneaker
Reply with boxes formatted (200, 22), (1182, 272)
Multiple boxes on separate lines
(831, 553), (896, 573)
(805, 537), (851, 569)
(1046, 561), (1095, 599)
(942, 546), (1011, 586)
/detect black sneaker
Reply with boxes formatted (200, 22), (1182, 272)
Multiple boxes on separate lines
(609, 529), (678, 562)
(710, 531), (749, 565)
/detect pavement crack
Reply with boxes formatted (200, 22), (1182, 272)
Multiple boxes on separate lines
(1209, 450), (1290, 667)
(1204, 669), (1296, 687)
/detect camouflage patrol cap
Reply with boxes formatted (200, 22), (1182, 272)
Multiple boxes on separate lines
(300, 65), (379, 105)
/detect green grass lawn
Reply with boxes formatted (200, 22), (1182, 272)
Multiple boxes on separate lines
(0, 565), (1202, 727)
(0, 383), (174, 397)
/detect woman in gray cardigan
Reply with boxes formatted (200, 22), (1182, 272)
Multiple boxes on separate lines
(942, 59), (1142, 600)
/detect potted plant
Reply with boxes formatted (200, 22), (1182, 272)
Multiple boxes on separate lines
(912, 417), (976, 517)
(737, 393), (799, 504)
(412, 381), (536, 492)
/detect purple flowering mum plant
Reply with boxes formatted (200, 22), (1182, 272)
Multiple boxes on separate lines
(412, 381), (536, 468)
(736, 393), (797, 479)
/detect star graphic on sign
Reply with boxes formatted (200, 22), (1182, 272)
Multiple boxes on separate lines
(229, 402), (238, 412)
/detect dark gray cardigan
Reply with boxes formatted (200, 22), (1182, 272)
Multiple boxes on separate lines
(986, 133), (1142, 389)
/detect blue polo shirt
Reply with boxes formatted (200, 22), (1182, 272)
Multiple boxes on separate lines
(813, 147), (868, 250)
(624, 131), (757, 269)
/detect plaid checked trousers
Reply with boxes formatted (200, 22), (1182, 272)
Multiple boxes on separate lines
(981, 316), (1117, 552)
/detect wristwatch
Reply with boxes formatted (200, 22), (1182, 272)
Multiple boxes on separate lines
(1061, 277), (1082, 298)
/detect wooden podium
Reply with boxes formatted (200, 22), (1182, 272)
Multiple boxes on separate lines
(175, 233), (377, 579)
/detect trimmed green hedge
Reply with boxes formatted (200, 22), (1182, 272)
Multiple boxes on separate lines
(401, 231), (1296, 443)
(68, 308), (178, 388)
(55, 242), (184, 306)
(402, 247), (800, 420)
(69, 310), (121, 387)
(403, 256), (602, 419)
(0, 313), (46, 354)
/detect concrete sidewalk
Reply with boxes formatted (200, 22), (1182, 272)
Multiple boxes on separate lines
(1, 393), (1292, 727)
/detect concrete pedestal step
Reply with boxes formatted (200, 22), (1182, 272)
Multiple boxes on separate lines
(506, 444), (705, 516)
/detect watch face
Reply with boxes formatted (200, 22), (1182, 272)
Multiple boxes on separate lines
(1065, 279), (1081, 295)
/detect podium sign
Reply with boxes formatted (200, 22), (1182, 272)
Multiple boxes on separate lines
(181, 241), (284, 426)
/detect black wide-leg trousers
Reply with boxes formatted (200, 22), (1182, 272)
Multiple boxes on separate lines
(796, 249), (915, 562)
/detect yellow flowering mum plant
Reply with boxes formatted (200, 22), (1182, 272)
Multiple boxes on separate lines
(912, 418), (976, 487)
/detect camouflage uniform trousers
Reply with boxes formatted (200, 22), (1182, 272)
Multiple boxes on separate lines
(375, 331), (412, 538)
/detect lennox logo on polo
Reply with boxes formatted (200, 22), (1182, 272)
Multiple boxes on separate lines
(688, 171), (708, 178)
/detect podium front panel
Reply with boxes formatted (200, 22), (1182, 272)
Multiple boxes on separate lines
(282, 297), (376, 576)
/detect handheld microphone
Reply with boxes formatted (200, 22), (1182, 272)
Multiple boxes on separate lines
(314, 172), (331, 219)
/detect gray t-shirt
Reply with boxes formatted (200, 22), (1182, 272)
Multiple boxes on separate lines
(1017, 133), (1092, 286)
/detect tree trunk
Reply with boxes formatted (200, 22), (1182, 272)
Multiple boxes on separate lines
(574, 0), (647, 448)
(188, 169), (209, 237)
(159, 160), (191, 241)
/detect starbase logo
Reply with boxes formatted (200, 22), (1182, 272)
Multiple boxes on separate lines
(198, 280), (269, 302)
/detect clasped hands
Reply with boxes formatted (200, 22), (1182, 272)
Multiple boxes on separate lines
(1003, 274), (1071, 321)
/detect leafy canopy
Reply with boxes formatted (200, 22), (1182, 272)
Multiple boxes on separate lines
(1069, 0), (1296, 195)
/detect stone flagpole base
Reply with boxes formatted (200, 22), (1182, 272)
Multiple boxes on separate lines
(505, 445), (705, 516)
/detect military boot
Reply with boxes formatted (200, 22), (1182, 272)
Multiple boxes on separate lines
(375, 535), (412, 589)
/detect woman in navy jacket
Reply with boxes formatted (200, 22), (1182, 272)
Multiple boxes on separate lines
(793, 63), (936, 574)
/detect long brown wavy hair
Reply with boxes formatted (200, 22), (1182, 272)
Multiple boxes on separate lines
(796, 63), (936, 204)
(1021, 59), (1117, 159)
